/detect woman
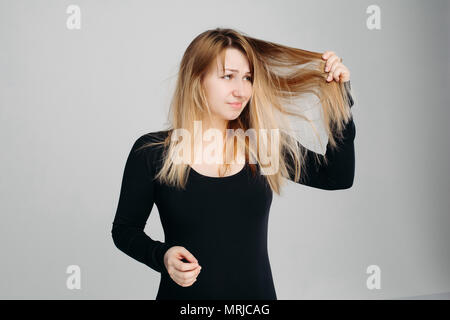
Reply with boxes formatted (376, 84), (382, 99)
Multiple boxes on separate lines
(111, 28), (356, 300)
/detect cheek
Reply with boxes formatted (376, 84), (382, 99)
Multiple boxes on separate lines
(208, 82), (227, 100)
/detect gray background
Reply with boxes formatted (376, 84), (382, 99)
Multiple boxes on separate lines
(1, 0), (449, 299)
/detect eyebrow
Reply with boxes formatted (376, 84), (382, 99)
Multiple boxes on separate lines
(225, 68), (252, 74)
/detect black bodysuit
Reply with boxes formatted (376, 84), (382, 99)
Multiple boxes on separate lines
(111, 83), (355, 300)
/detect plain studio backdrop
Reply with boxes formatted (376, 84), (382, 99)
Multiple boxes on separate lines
(1, 0), (449, 299)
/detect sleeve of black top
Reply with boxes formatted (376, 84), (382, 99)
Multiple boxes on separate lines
(111, 134), (171, 274)
(285, 80), (356, 190)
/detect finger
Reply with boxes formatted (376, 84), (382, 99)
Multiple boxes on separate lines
(333, 68), (343, 82)
(327, 59), (343, 82)
(180, 247), (199, 264)
(174, 260), (199, 272)
(170, 268), (192, 285)
(322, 50), (335, 60)
(327, 73), (333, 82)
(327, 65), (341, 82)
(324, 54), (337, 71)
(181, 277), (198, 287)
(188, 277), (198, 286)
(173, 266), (202, 285)
(182, 265), (201, 279)
(168, 268), (184, 285)
(340, 70), (350, 82)
(324, 52), (337, 68)
(328, 60), (341, 81)
(325, 55), (340, 72)
(332, 66), (348, 83)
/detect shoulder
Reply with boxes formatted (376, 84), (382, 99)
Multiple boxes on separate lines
(130, 130), (171, 170)
(145, 129), (172, 141)
(133, 129), (171, 151)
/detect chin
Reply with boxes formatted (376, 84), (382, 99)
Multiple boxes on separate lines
(224, 112), (242, 121)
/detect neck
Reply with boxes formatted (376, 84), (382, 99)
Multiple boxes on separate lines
(202, 117), (228, 135)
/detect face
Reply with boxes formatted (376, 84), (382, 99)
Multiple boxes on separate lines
(201, 48), (253, 129)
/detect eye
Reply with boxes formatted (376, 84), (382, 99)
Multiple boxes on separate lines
(223, 74), (253, 82)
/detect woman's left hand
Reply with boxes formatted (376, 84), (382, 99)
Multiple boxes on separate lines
(322, 51), (351, 83)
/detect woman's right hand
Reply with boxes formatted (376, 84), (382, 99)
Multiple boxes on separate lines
(163, 246), (202, 287)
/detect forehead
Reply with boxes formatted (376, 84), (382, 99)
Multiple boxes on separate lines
(215, 48), (251, 73)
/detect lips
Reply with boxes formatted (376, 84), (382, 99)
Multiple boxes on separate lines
(228, 102), (242, 108)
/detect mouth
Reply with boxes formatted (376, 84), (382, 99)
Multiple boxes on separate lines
(227, 102), (242, 109)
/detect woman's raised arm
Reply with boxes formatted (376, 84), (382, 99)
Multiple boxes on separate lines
(284, 81), (356, 190)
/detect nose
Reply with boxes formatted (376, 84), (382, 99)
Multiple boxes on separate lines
(232, 80), (246, 98)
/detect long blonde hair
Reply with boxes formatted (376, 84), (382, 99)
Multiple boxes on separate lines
(138, 27), (353, 195)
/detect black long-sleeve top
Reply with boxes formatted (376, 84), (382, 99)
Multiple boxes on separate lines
(111, 82), (355, 300)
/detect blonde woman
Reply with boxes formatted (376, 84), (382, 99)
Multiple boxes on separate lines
(112, 28), (356, 300)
